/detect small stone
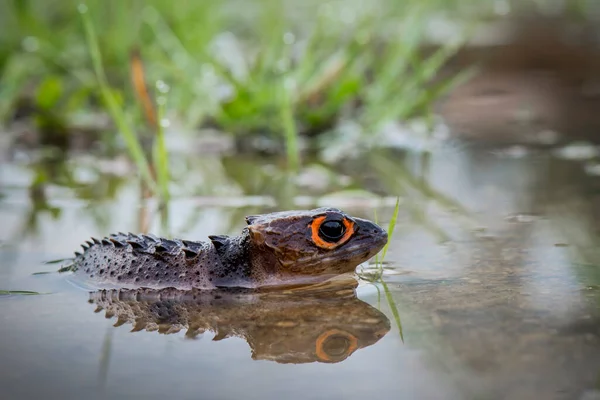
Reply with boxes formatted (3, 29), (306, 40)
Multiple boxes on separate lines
(554, 141), (599, 160)
(584, 162), (600, 176)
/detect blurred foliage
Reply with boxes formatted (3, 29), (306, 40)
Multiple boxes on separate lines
(11, 150), (129, 241)
(2, 0), (600, 199)
(0, 0), (477, 138)
(2, 0), (599, 138)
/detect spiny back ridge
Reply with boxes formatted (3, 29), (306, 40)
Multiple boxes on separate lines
(72, 233), (220, 290)
(78, 233), (205, 258)
(71, 232), (251, 290)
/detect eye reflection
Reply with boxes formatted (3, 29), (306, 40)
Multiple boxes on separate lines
(323, 335), (350, 356)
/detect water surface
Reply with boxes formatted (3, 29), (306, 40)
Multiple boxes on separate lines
(1, 143), (600, 400)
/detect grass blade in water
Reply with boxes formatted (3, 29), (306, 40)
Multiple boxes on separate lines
(0, 290), (48, 296)
(154, 89), (171, 203)
(79, 5), (157, 194)
(381, 279), (404, 342)
(280, 81), (300, 172)
(44, 258), (71, 265)
(381, 196), (400, 261)
(33, 263), (74, 275)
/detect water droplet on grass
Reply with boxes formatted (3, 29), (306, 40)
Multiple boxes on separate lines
(283, 32), (295, 45)
(22, 36), (39, 52)
(156, 80), (170, 93)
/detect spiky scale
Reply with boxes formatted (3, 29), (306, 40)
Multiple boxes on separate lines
(127, 240), (145, 250)
(102, 239), (113, 246)
(92, 238), (101, 244)
(182, 240), (203, 252)
(209, 235), (229, 250)
(110, 238), (126, 247)
(162, 239), (178, 248)
(132, 321), (146, 332)
(142, 234), (159, 243)
(185, 327), (200, 339)
(212, 329), (231, 341)
(183, 248), (198, 259)
(154, 239), (180, 255)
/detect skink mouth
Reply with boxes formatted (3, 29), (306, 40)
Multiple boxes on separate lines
(378, 230), (389, 245)
(294, 237), (388, 271)
(354, 217), (388, 241)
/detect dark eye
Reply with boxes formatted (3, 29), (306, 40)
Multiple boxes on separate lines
(318, 220), (346, 243)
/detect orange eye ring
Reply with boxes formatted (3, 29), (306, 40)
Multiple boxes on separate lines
(315, 329), (358, 363)
(310, 216), (355, 249)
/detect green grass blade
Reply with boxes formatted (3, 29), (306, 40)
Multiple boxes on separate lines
(58, 264), (75, 273)
(0, 290), (49, 296)
(373, 207), (380, 265)
(44, 258), (70, 265)
(98, 328), (114, 391)
(280, 82), (300, 172)
(153, 93), (170, 203)
(79, 5), (157, 194)
(381, 196), (400, 261)
(381, 279), (404, 342)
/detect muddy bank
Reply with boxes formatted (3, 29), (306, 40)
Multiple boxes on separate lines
(440, 16), (600, 146)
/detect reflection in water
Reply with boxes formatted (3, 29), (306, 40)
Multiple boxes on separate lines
(6, 151), (129, 244)
(87, 281), (390, 364)
(380, 146), (600, 398)
(4, 136), (600, 398)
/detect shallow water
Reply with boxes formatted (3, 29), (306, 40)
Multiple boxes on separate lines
(1, 143), (600, 400)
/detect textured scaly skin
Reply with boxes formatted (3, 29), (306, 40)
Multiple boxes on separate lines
(72, 231), (252, 290)
(70, 208), (389, 291)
